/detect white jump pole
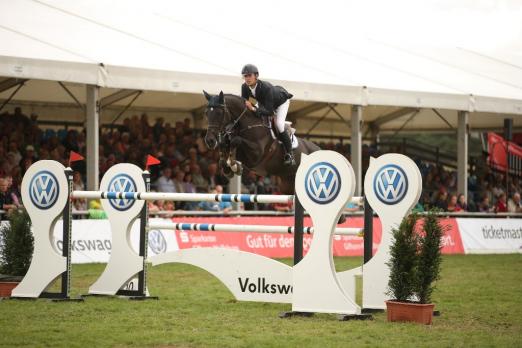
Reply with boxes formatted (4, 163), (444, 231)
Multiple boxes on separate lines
(72, 191), (363, 205)
(148, 222), (363, 236)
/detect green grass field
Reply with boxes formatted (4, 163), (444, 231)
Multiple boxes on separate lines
(1, 254), (521, 347)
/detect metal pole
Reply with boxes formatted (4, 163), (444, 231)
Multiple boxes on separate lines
(86, 85), (100, 191)
(138, 170), (150, 297)
(293, 197), (304, 265)
(61, 168), (74, 299)
(0, 82), (25, 113)
(351, 105), (362, 196)
(457, 111), (469, 199)
(504, 118), (513, 202)
(363, 197), (373, 264)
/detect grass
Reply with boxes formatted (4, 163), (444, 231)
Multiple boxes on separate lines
(0, 254), (521, 347)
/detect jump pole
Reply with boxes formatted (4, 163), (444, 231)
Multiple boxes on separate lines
(147, 222), (363, 236)
(72, 191), (362, 205)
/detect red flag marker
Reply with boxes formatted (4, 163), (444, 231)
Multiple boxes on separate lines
(69, 151), (85, 166)
(145, 155), (161, 170)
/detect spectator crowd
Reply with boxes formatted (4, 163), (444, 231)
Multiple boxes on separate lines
(0, 107), (521, 218)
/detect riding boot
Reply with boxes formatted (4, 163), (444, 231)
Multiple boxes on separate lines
(278, 131), (296, 166)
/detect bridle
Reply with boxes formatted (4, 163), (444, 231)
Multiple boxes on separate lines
(206, 97), (265, 147)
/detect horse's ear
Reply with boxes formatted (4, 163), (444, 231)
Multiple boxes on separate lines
(203, 90), (211, 101)
(218, 91), (224, 105)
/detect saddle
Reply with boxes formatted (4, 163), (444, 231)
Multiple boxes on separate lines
(266, 116), (298, 149)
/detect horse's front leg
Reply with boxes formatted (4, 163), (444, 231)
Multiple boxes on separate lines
(218, 149), (234, 178)
(227, 136), (243, 176)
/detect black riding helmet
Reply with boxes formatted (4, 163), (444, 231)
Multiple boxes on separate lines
(241, 64), (259, 76)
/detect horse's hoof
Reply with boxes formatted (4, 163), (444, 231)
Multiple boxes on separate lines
(232, 162), (243, 176)
(221, 164), (234, 178)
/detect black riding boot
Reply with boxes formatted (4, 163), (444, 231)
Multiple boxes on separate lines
(278, 132), (296, 166)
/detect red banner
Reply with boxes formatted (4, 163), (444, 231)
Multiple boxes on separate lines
(171, 216), (463, 258)
(488, 132), (522, 174)
(439, 218), (465, 254)
(415, 218), (465, 254)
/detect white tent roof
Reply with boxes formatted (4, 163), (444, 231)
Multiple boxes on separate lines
(1, 0), (522, 116)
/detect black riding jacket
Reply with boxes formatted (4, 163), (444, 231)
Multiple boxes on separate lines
(241, 80), (293, 117)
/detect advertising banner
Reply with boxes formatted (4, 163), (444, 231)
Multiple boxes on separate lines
(172, 216), (376, 258)
(457, 218), (522, 254)
(4, 217), (518, 263)
(50, 218), (179, 263)
(432, 218), (465, 254)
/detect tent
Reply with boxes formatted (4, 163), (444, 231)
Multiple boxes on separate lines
(1, 0), (521, 195)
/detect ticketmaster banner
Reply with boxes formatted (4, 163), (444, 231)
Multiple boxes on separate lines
(457, 218), (522, 254)
(49, 218), (179, 264)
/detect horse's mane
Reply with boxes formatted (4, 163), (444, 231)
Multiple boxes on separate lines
(224, 94), (245, 102)
(224, 94), (253, 114)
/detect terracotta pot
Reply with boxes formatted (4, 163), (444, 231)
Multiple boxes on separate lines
(0, 281), (19, 298)
(386, 300), (435, 325)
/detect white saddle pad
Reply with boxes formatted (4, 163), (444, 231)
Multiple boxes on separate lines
(270, 121), (299, 149)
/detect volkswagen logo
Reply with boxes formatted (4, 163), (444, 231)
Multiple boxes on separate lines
(29, 171), (59, 210)
(107, 174), (136, 211)
(305, 162), (341, 204)
(373, 164), (408, 205)
(148, 230), (167, 254)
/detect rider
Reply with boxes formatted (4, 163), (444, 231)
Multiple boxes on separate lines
(240, 64), (296, 166)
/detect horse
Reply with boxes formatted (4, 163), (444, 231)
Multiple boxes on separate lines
(203, 91), (320, 195)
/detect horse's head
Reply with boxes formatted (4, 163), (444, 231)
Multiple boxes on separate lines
(203, 90), (227, 150)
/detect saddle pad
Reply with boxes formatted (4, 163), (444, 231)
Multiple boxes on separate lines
(269, 120), (299, 149)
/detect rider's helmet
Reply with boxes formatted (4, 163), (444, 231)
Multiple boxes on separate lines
(241, 64), (259, 76)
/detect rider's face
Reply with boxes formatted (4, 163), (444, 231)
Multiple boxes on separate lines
(243, 73), (257, 87)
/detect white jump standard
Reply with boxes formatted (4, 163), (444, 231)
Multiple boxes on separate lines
(14, 150), (422, 318)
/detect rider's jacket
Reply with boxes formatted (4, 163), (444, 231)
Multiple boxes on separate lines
(241, 80), (293, 117)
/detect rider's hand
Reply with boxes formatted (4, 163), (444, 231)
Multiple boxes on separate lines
(245, 101), (256, 111)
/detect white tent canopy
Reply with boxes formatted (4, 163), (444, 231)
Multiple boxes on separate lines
(1, 0), (522, 195)
(1, 0), (522, 114)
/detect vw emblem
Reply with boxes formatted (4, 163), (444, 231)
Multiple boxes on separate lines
(373, 164), (408, 205)
(305, 162), (341, 204)
(148, 230), (167, 254)
(29, 171), (59, 210)
(108, 174), (136, 211)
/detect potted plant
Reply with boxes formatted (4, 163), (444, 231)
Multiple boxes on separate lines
(0, 209), (33, 298)
(386, 210), (444, 325)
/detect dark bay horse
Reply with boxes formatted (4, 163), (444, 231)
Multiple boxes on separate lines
(203, 91), (320, 194)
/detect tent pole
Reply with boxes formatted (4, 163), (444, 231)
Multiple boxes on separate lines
(457, 111), (469, 200)
(351, 105), (363, 196)
(86, 85), (100, 191)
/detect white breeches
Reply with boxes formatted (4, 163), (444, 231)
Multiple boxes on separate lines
(274, 99), (290, 133)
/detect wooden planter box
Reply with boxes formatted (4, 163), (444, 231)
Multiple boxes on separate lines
(386, 300), (435, 325)
(0, 281), (19, 298)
